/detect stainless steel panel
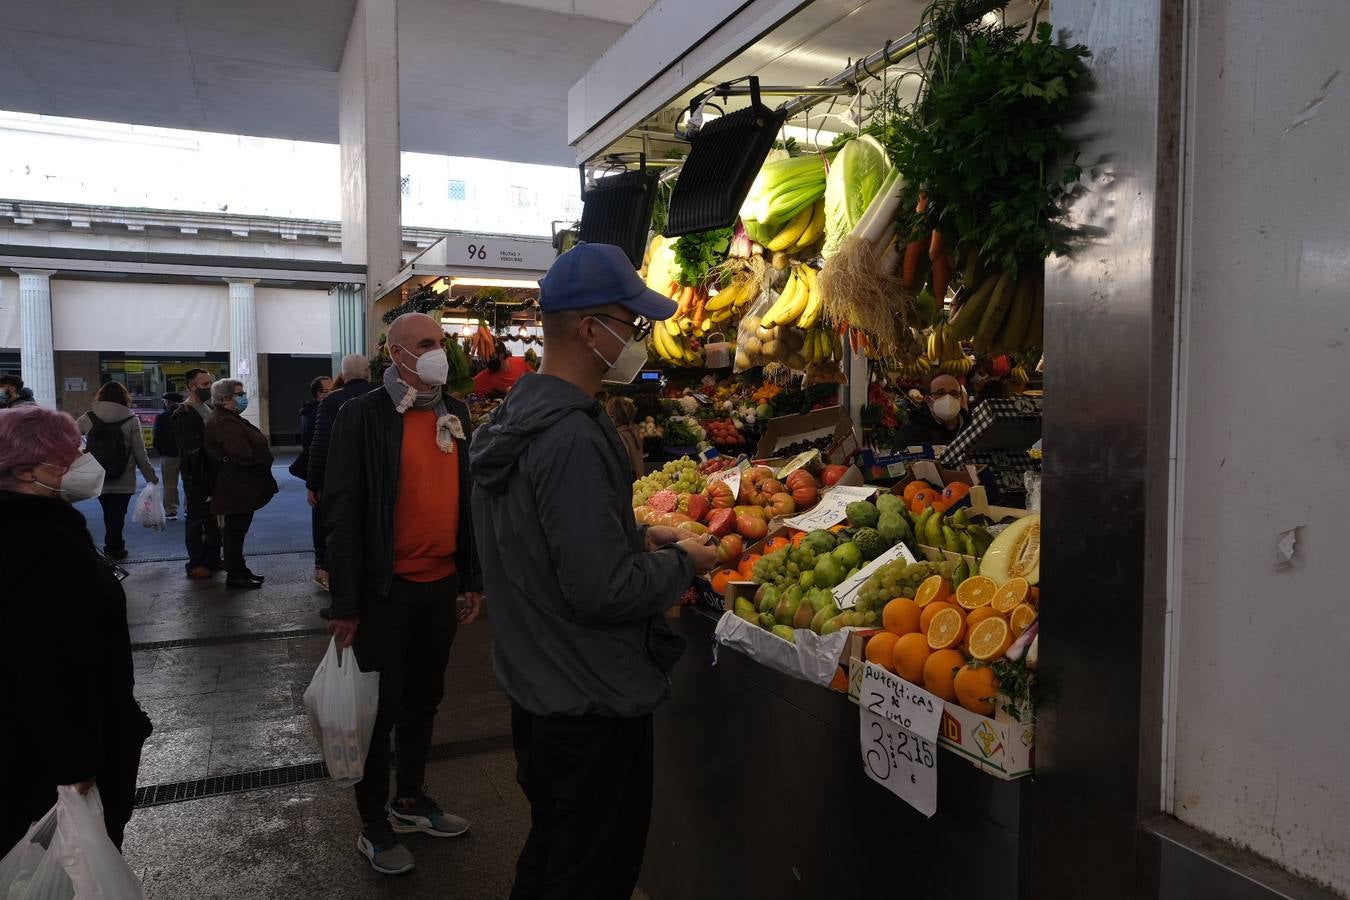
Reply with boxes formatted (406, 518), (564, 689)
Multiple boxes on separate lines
(1032, 0), (1184, 895)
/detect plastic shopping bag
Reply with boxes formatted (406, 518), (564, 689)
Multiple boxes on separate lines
(0, 787), (145, 900)
(303, 638), (380, 786)
(130, 482), (165, 531)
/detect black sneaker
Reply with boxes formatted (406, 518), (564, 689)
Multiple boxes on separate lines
(389, 793), (470, 838)
(106, 548), (129, 561)
(357, 819), (414, 875)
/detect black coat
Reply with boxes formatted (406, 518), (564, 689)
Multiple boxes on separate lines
(893, 406), (971, 448)
(0, 491), (152, 849)
(205, 408), (278, 515)
(305, 378), (372, 492)
(323, 389), (482, 617)
(171, 402), (211, 487)
(153, 408), (179, 457)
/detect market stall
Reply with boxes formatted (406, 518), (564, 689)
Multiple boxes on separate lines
(566, 0), (1082, 895)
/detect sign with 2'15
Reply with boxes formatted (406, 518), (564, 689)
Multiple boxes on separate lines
(859, 661), (941, 817)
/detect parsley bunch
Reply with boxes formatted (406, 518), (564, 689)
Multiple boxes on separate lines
(672, 227), (733, 287)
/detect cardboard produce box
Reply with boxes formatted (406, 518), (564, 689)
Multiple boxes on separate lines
(937, 701), (1035, 780)
(755, 406), (858, 464)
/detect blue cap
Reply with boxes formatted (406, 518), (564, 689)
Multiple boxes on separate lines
(538, 242), (678, 320)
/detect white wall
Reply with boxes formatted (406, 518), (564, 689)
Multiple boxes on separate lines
(256, 288), (332, 355)
(0, 276), (19, 349)
(1172, 0), (1350, 892)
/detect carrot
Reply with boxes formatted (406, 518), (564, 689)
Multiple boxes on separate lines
(676, 286), (695, 316)
(902, 236), (926, 290)
(691, 289), (706, 328)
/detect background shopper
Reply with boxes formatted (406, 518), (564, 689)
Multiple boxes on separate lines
(153, 391), (183, 519)
(606, 395), (645, 481)
(172, 368), (222, 578)
(205, 378), (277, 589)
(306, 354), (370, 590)
(77, 381), (158, 560)
(291, 374), (333, 583)
(0, 404), (153, 851)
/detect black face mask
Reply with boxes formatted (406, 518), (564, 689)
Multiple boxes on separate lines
(194, 387), (212, 403)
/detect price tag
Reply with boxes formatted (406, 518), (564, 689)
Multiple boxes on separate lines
(780, 484), (878, 532)
(860, 661), (943, 741)
(860, 707), (938, 817)
(707, 466), (741, 500)
(832, 542), (918, 609)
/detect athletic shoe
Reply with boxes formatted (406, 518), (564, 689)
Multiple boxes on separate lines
(357, 820), (414, 875)
(389, 793), (470, 838)
(226, 574), (264, 589)
(107, 548), (129, 561)
(187, 566), (213, 579)
(166, 513), (178, 520)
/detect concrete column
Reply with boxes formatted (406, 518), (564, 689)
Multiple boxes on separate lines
(339, 0), (401, 351)
(12, 268), (57, 409)
(330, 282), (367, 370)
(227, 279), (261, 428)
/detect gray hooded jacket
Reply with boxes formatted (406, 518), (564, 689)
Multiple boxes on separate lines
(469, 373), (692, 718)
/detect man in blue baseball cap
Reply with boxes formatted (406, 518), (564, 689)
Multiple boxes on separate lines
(469, 243), (717, 898)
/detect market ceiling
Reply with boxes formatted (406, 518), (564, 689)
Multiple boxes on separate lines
(0, 0), (651, 167)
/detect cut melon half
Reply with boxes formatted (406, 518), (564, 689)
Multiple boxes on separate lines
(980, 514), (1041, 586)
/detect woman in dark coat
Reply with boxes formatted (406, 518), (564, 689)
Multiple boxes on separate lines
(0, 404), (153, 851)
(204, 378), (278, 589)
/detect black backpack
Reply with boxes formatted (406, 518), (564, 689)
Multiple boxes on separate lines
(86, 411), (133, 477)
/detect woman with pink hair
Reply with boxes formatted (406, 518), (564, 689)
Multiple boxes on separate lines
(0, 404), (153, 852)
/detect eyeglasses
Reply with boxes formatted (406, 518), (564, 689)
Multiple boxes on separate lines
(593, 313), (652, 341)
(930, 388), (962, 399)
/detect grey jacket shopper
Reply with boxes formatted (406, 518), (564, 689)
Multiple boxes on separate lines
(77, 398), (156, 494)
(470, 372), (693, 718)
(77, 383), (158, 559)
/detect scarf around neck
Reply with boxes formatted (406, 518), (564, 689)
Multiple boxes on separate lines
(381, 365), (458, 453)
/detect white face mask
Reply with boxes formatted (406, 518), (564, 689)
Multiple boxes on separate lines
(591, 317), (648, 386)
(35, 453), (106, 501)
(931, 395), (962, 422)
(396, 344), (449, 387)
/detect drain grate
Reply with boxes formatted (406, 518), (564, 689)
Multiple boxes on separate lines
(133, 733), (514, 808)
(131, 627), (328, 652)
(123, 547), (312, 565)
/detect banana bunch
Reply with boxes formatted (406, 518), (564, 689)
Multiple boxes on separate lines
(1010, 365), (1030, 387)
(760, 263), (822, 329)
(764, 200), (826, 256)
(802, 325), (843, 366)
(704, 275), (760, 326)
(945, 251), (1045, 355)
(896, 358), (933, 381)
(650, 315), (702, 366)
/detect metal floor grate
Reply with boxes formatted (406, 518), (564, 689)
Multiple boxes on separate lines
(130, 627), (328, 652)
(123, 547), (312, 564)
(133, 734), (514, 808)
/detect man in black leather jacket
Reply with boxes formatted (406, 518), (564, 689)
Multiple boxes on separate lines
(321, 314), (483, 877)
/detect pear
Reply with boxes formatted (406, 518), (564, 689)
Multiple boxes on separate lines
(792, 601), (817, 630)
(771, 625), (797, 644)
(811, 604), (841, 634)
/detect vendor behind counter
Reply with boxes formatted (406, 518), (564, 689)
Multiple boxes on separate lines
(894, 374), (971, 447)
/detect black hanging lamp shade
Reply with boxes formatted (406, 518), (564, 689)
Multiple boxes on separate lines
(665, 78), (785, 237)
(578, 168), (658, 267)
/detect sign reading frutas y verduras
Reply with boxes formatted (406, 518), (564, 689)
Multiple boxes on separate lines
(859, 661), (940, 816)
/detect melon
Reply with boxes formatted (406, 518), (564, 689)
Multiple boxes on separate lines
(980, 514), (1040, 586)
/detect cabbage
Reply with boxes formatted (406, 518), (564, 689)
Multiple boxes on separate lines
(822, 135), (893, 257)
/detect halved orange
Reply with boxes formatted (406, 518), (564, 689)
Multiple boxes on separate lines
(919, 600), (958, 635)
(991, 576), (1029, 614)
(1009, 603), (1037, 637)
(926, 607), (966, 650)
(914, 575), (952, 608)
(966, 606), (1002, 630)
(955, 575), (997, 610)
(968, 616), (1013, 661)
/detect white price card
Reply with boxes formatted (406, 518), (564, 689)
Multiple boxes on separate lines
(860, 661), (941, 816)
(860, 661), (944, 741)
(780, 484), (878, 533)
(860, 706), (938, 817)
(706, 466), (741, 500)
(832, 542), (918, 609)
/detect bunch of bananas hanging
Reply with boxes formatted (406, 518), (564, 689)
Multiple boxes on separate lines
(1010, 364), (1031, 387)
(650, 312), (702, 366)
(703, 273), (760, 326)
(760, 262), (823, 329)
(762, 199), (826, 257)
(945, 249), (1045, 355)
(923, 321), (974, 376)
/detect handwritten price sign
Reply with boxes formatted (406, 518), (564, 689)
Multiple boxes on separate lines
(706, 466), (741, 500)
(859, 662), (941, 816)
(780, 484), (877, 533)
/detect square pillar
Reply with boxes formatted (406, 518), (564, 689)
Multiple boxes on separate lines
(339, 0), (401, 351)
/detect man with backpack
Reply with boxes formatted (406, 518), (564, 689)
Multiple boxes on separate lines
(77, 381), (158, 560)
(172, 368), (222, 578)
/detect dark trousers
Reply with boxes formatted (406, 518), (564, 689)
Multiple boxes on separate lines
(509, 703), (654, 900)
(97, 492), (132, 554)
(311, 501), (326, 568)
(183, 481), (221, 570)
(353, 573), (459, 823)
(222, 511), (255, 575)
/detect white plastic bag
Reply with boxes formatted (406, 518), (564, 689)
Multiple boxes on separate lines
(0, 787), (145, 900)
(713, 611), (850, 687)
(130, 482), (165, 531)
(303, 638), (380, 786)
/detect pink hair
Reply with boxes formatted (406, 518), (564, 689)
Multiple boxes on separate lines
(0, 406), (82, 487)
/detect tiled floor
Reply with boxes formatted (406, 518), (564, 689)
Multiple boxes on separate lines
(108, 481), (649, 900)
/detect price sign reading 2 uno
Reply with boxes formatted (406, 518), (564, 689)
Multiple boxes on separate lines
(859, 661), (940, 816)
